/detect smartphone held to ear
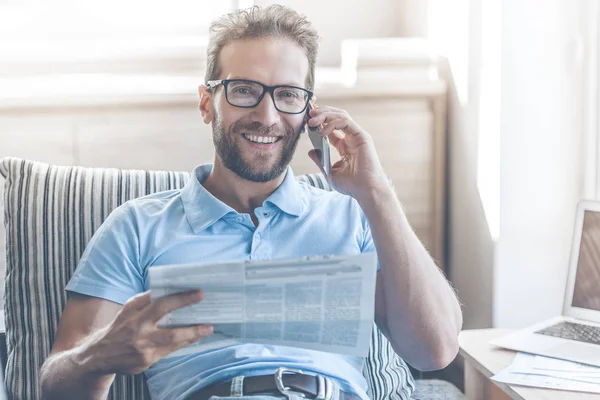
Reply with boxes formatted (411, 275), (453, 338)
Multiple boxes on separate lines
(306, 102), (331, 176)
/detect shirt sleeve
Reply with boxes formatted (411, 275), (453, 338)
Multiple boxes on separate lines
(65, 202), (144, 305)
(359, 208), (381, 271)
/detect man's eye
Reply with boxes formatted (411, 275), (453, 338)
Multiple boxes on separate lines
(232, 87), (252, 95)
(279, 91), (299, 99)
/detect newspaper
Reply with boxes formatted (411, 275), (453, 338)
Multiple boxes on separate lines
(149, 253), (378, 358)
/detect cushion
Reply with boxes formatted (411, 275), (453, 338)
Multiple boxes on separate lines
(412, 379), (467, 400)
(0, 157), (415, 400)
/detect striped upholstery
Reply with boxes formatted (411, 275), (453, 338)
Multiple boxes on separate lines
(0, 157), (414, 400)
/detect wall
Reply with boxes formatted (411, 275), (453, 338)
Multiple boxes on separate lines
(435, 0), (592, 328)
(495, 0), (588, 327)
(444, 66), (495, 330)
(429, 0), (495, 329)
(254, 0), (428, 67)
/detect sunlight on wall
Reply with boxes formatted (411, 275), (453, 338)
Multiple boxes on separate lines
(429, 0), (500, 241)
(0, 1), (231, 100)
(583, 1), (600, 199)
(0, 1), (230, 38)
(476, 0), (501, 241)
(427, 0), (469, 105)
(0, 1), (228, 69)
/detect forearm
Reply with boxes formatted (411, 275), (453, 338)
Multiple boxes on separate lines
(40, 338), (115, 400)
(358, 185), (462, 370)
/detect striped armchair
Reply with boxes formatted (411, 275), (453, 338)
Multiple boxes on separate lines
(0, 158), (416, 400)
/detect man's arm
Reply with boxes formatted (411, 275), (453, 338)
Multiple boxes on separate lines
(41, 293), (122, 399)
(360, 188), (462, 371)
(41, 291), (213, 400)
(307, 105), (462, 372)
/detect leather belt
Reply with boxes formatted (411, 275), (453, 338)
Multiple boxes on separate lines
(186, 367), (361, 400)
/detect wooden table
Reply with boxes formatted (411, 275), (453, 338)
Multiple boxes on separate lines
(459, 328), (600, 400)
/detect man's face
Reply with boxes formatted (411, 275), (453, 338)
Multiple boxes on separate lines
(206, 38), (310, 182)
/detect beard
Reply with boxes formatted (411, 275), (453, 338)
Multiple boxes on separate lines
(211, 110), (303, 183)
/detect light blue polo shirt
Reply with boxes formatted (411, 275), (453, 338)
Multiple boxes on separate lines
(66, 164), (379, 400)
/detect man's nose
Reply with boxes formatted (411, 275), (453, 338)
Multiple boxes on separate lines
(251, 92), (280, 127)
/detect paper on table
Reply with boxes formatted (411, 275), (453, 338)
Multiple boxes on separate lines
(529, 354), (600, 374)
(509, 353), (600, 384)
(492, 353), (600, 393)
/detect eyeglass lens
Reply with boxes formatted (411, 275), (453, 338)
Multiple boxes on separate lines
(226, 80), (309, 113)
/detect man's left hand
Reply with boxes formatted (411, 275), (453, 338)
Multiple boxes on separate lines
(307, 105), (389, 201)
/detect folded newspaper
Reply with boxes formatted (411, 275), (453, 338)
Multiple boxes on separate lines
(149, 253), (378, 358)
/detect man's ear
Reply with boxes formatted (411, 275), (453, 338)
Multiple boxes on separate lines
(198, 85), (214, 124)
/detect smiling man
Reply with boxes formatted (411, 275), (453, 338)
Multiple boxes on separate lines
(39, 5), (462, 400)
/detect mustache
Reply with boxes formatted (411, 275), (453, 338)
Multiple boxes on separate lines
(232, 120), (288, 136)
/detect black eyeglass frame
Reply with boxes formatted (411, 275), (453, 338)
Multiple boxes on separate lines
(206, 79), (314, 115)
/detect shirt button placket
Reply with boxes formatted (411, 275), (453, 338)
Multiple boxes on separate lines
(250, 230), (259, 259)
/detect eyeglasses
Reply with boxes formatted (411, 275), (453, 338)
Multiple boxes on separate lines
(207, 79), (313, 114)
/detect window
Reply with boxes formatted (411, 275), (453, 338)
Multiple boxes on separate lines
(0, 1), (243, 75)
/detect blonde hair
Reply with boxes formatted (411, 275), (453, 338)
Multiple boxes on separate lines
(205, 5), (320, 90)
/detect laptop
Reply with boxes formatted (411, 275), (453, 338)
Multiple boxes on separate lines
(491, 200), (600, 366)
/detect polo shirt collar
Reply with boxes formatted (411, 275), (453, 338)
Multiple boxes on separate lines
(181, 164), (305, 234)
(181, 164), (236, 234)
(264, 166), (305, 217)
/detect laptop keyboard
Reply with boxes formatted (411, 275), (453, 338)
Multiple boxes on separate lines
(536, 321), (600, 345)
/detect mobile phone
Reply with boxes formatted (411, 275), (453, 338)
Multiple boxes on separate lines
(306, 102), (331, 175)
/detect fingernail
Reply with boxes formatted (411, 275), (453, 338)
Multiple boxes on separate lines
(191, 290), (203, 299)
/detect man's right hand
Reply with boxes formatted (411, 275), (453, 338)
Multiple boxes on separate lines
(86, 290), (213, 375)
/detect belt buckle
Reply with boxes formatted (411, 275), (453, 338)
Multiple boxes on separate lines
(274, 367), (334, 400)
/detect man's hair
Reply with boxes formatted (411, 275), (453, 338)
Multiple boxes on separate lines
(205, 5), (320, 90)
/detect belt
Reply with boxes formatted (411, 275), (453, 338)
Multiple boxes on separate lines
(187, 367), (361, 400)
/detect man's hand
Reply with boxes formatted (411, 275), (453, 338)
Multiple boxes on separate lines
(307, 106), (389, 201)
(87, 290), (213, 375)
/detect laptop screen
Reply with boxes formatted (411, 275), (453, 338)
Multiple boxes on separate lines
(572, 210), (600, 311)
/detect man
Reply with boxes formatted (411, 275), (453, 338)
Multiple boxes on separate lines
(40, 5), (462, 400)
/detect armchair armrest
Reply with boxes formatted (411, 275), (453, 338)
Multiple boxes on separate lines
(0, 310), (5, 373)
(0, 330), (5, 374)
